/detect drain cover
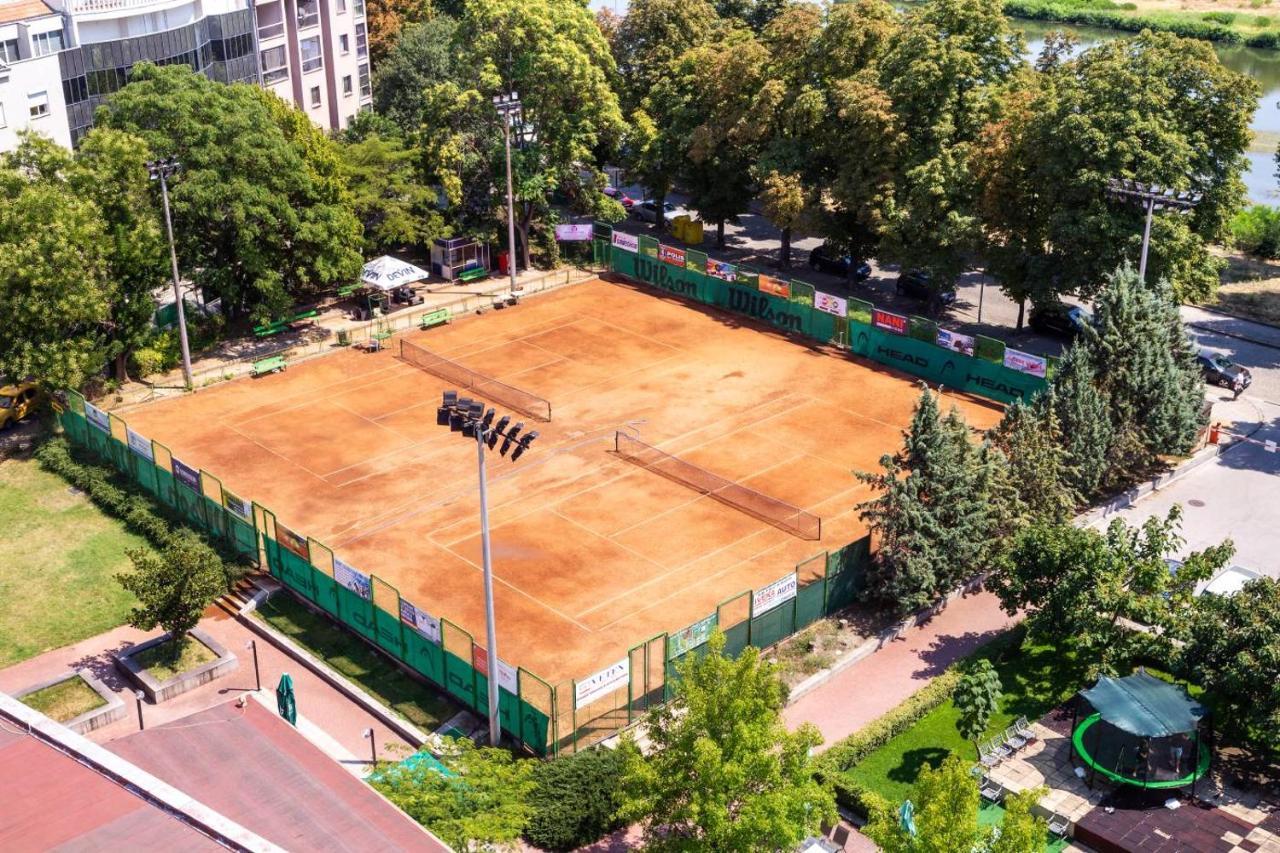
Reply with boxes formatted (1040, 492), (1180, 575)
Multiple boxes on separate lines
(1187, 499), (1206, 507)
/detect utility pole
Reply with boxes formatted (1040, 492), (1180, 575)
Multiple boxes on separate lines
(436, 391), (539, 745)
(1105, 178), (1202, 282)
(147, 156), (194, 389)
(494, 92), (522, 295)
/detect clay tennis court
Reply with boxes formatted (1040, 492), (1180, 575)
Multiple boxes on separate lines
(124, 277), (1001, 686)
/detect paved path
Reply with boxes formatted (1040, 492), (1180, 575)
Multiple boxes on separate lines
(784, 590), (1018, 747)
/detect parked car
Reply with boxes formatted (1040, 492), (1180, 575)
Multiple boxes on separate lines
(0, 379), (40, 430)
(808, 243), (872, 281)
(1196, 350), (1252, 390)
(1028, 302), (1093, 340)
(632, 199), (677, 223)
(895, 270), (957, 306)
(603, 186), (635, 208)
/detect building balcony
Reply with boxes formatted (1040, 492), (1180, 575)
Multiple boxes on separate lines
(70, 0), (192, 14)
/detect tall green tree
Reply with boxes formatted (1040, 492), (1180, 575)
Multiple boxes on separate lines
(993, 788), (1049, 853)
(617, 631), (834, 851)
(117, 535), (227, 653)
(1048, 341), (1112, 500)
(991, 390), (1078, 522)
(713, 0), (786, 32)
(342, 133), (444, 253)
(862, 754), (989, 852)
(97, 63), (363, 322)
(372, 16), (460, 133)
(613, 0), (718, 112)
(954, 659), (1003, 755)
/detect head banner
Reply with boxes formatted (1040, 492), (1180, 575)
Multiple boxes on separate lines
(399, 600), (441, 644)
(126, 427), (154, 462)
(659, 244), (686, 267)
(171, 457), (202, 493)
(936, 328), (976, 357)
(84, 401), (111, 434)
(334, 557), (371, 599)
(471, 646), (519, 693)
(1003, 348), (1047, 378)
(759, 275), (791, 299)
(813, 291), (848, 317)
(611, 231), (639, 253)
(872, 309), (908, 335)
(554, 223), (593, 241)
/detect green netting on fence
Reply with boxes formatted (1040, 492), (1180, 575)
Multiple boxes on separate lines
(908, 315), (938, 344)
(750, 593), (794, 650)
(717, 591), (752, 659)
(975, 334), (1006, 364)
(790, 280), (816, 307)
(847, 297), (874, 326)
(826, 536), (870, 613)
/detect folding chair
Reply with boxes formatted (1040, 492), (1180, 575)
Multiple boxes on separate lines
(1005, 724), (1027, 751)
(1047, 812), (1070, 839)
(1015, 716), (1038, 744)
(992, 737), (1015, 761)
(979, 740), (1002, 769)
(980, 775), (1004, 803)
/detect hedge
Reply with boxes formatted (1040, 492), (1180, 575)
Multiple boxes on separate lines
(524, 747), (626, 851)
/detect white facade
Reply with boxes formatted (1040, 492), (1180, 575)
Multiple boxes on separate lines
(0, 0), (370, 153)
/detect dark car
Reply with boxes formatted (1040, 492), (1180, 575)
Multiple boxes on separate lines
(895, 270), (957, 306)
(808, 243), (872, 281)
(1029, 303), (1093, 340)
(1196, 350), (1252, 390)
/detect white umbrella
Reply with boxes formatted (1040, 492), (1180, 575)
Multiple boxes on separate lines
(360, 256), (430, 291)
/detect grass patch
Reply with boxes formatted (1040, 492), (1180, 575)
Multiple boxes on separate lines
(133, 637), (217, 681)
(842, 639), (1089, 805)
(256, 592), (459, 730)
(979, 800), (1069, 853)
(20, 676), (107, 722)
(1213, 250), (1280, 325)
(771, 621), (840, 686)
(0, 456), (145, 667)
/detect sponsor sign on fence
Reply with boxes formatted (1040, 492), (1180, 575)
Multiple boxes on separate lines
(707, 260), (736, 282)
(399, 600), (441, 643)
(126, 427), (154, 461)
(554, 223), (593, 241)
(752, 572), (798, 615)
(277, 523), (311, 561)
(936, 328), (976, 357)
(576, 658), (629, 708)
(759, 275), (791, 299)
(872, 309), (908, 335)
(1003, 348), (1047, 378)
(171, 457), (202, 493)
(813, 291), (848, 317)
(668, 614), (716, 658)
(84, 401), (111, 434)
(471, 646), (520, 693)
(611, 231), (639, 253)
(223, 490), (252, 521)
(334, 557), (372, 599)
(659, 245), (686, 267)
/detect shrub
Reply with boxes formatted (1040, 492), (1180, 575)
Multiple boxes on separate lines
(1230, 204), (1280, 258)
(525, 747), (626, 851)
(128, 330), (180, 378)
(1246, 29), (1280, 46)
(1202, 11), (1237, 25)
(1254, 15), (1272, 26)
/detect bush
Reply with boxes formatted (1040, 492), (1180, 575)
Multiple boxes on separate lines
(1255, 15), (1272, 26)
(128, 329), (181, 378)
(524, 747), (626, 851)
(1230, 204), (1280, 259)
(1246, 29), (1280, 46)
(1202, 11), (1237, 25)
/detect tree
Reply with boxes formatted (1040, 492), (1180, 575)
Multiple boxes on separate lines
(616, 631), (834, 851)
(613, 0), (718, 112)
(1181, 577), (1280, 751)
(117, 535), (227, 653)
(524, 747), (625, 851)
(342, 133), (444, 253)
(372, 736), (535, 851)
(990, 390), (1078, 523)
(372, 16), (460, 134)
(712, 0), (786, 32)
(954, 659), (1002, 755)
(365, 0), (435, 65)
(862, 754), (989, 852)
(1048, 342), (1112, 500)
(758, 171), (807, 265)
(992, 788), (1049, 853)
(97, 63), (363, 322)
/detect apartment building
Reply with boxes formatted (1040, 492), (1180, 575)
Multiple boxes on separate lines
(0, 0), (370, 152)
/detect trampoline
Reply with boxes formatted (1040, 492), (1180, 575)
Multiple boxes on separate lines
(1071, 670), (1211, 791)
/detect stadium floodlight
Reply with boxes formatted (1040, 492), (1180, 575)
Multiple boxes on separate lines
(435, 390), (539, 746)
(494, 91), (522, 294)
(1105, 178), (1202, 281)
(146, 156), (193, 389)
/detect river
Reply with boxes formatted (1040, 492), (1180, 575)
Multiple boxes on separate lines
(590, 1), (1280, 202)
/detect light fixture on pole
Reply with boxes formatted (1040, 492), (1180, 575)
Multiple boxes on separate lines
(436, 390), (539, 745)
(146, 156), (194, 389)
(134, 689), (146, 731)
(1104, 178), (1202, 282)
(493, 92), (522, 296)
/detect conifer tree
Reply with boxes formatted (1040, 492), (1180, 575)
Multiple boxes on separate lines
(991, 390), (1078, 522)
(1049, 342), (1112, 499)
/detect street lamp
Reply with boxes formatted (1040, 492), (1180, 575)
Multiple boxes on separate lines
(134, 689), (146, 731)
(147, 156), (194, 389)
(493, 92), (522, 296)
(1105, 178), (1202, 282)
(363, 727), (377, 769)
(436, 390), (539, 745)
(245, 639), (261, 692)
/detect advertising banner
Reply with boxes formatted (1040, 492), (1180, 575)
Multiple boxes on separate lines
(277, 523), (311, 561)
(1003, 348), (1048, 378)
(334, 557), (372, 600)
(752, 572), (798, 615)
(126, 427), (154, 461)
(813, 291), (848, 317)
(706, 260), (736, 282)
(171, 457), (202, 493)
(659, 244), (686, 267)
(936, 328), (976, 357)
(872, 309), (908, 335)
(471, 646), (520, 694)
(84, 401), (111, 434)
(575, 658), (629, 708)
(611, 231), (639, 253)
(554, 223), (593, 241)
(223, 490), (252, 521)
(668, 614), (716, 658)
(758, 275), (791, 299)
(399, 600), (441, 644)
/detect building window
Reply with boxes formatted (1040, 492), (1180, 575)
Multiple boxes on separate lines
(0, 103), (6, 128)
(28, 91), (49, 119)
(296, 0), (319, 30)
(339, 34), (349, 54)
(0, 38), (19, 63)
(336, 0), (346, 11)
(31, 30), (65, 57)
(310, 85), (321, 107)
(358, 62), (370, 98)
(342, 74), (352, 95)
(353, 0), (363, 14)
(300, 36), (322, 72)
(354, 23), (366, 58)
(260, 45), (288, 83)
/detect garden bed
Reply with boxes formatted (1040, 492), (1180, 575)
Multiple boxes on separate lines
(14, 669), (125, 734)
(114, 628), (237, 703)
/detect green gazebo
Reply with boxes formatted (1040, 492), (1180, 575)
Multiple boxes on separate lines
(1071, 670), (1211, 793)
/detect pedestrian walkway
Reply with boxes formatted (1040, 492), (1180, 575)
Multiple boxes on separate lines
(1182, 304), (1280, 351)
(783, 589), (1018, 747)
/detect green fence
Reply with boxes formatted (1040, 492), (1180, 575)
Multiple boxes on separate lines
(598, 224), (1047, 405)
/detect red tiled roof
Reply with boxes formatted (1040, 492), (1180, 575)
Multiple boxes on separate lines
(0, 0), (57, 26)
(109, 699), (449, 852)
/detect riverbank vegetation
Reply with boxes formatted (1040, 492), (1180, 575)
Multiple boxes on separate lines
(1005, 0), (1280, 47)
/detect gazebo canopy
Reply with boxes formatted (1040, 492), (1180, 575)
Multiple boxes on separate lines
(361, 256), (429, 290)
(1079, 670), (1206, 738)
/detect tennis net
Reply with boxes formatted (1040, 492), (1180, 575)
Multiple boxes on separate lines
(399, 339), (552, 421)
(614, 431), (821, 540)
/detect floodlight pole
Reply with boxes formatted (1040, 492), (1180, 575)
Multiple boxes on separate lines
(476, 423), (501, 747)
(494, 92), (522, 296)
(1105, 178), (1202, 283)
(148, 157), (193, 389)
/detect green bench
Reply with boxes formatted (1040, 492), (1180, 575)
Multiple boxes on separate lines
(337, 283), (362, 297)
(253, 309), (320, 338)
(252, 355), (288, 376)
(457, 266), (489, 283)
(418, 308), (451, 330)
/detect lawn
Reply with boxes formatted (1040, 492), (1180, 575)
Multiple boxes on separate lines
(133, 636), (217, 681)
(979, 801), (1070, 853)
(0, 456), (145, 667)
(19, 675), (107, 722)
(1213, 251), (1280, 325)
(256, 592), (460, 731)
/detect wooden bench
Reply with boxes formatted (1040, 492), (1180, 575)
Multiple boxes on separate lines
(252, 355), (287, 376)
(457, 266), (488, 283)
(418, 308), (450, 330)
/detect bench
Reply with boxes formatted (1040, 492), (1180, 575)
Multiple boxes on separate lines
(337, 284), (362, 297)
(418, 308), (450, 330)
(252, 355), (287, 376)
(253, 309), (321, 338)
(457, 266), (488, 283)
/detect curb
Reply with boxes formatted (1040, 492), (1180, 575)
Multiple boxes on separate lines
(1186, 321), (1280, 352)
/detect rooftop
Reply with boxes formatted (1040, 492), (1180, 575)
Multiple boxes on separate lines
(0, 0), (56, 24)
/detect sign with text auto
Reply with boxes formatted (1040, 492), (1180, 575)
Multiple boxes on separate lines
(752, 572), (798, 615)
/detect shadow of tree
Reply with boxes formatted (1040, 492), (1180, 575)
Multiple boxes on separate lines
(888, 746), (951, 784)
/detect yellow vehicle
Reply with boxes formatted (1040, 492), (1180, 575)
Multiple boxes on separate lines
(0, 380), (40, 430)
